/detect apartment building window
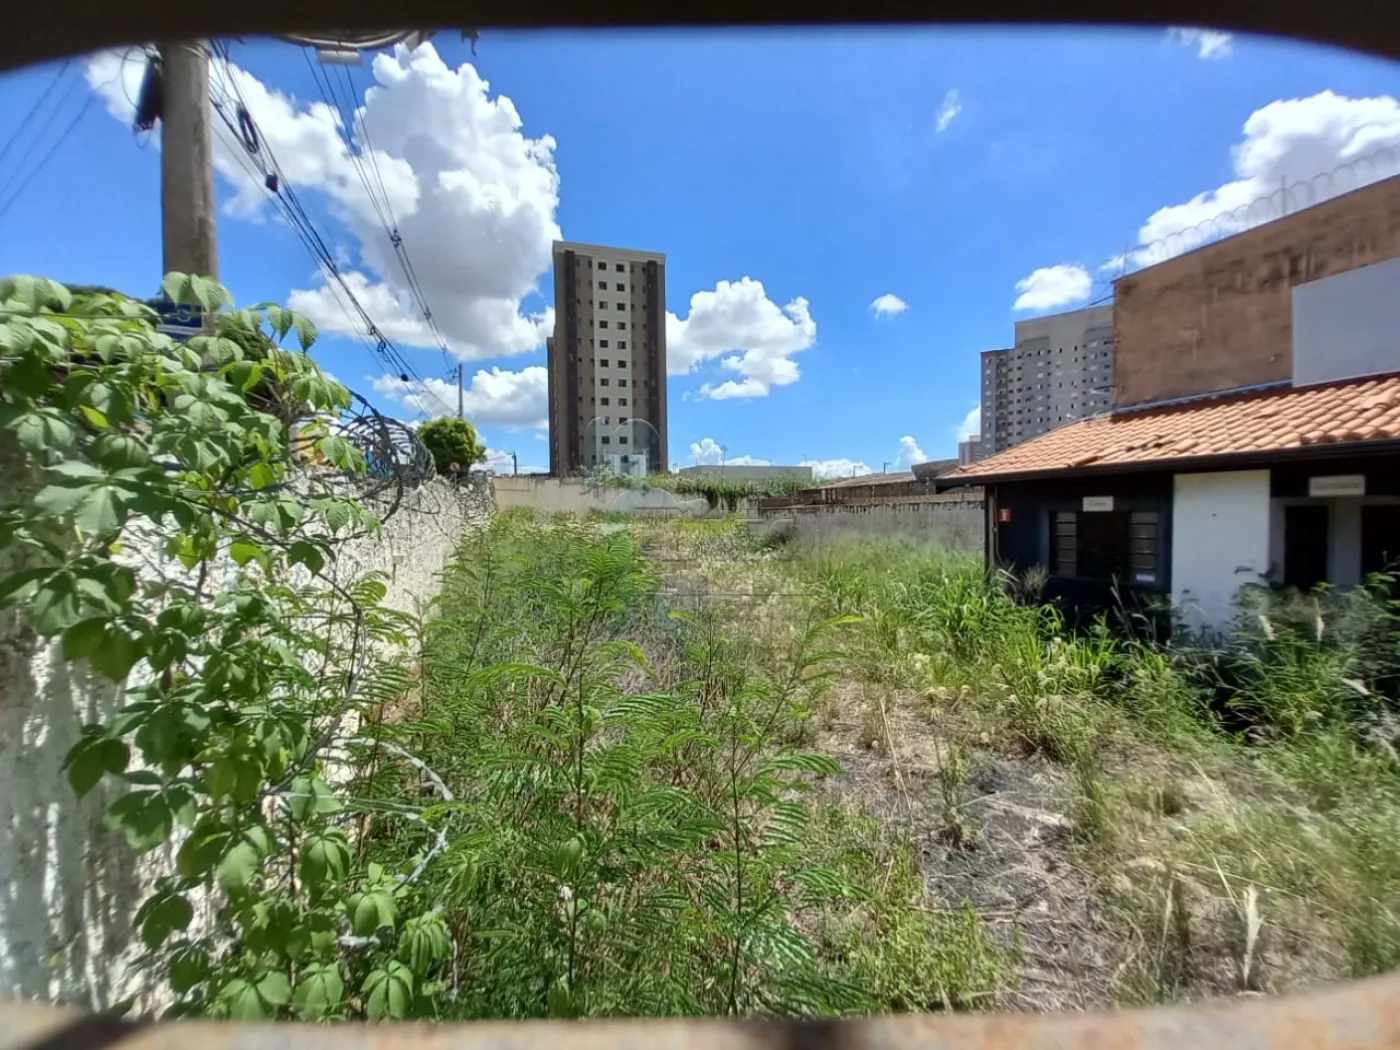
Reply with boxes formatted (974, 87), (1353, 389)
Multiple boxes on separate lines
(601, 397), (609, 405)
(600, 340), (609, 348)
(599, 359), (608, 367)
(617, 322), (626, 330)
(598, 302), (608, 310)
(619, 436), (628, 444)
(615, 283), (624, 291)
(620, 416), (628, 423)
(615, 263), (624, 272)
(599, 320), (608, 329)
(618, 379), (627, 388)
(617, 359), (627, 367)
(602, 437), (611, 444)
(619, 398), (628, 406)
(600, 377), (609, 386)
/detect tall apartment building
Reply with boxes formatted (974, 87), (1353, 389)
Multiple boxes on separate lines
(957, 436), (986, 465)
(979, 303), (1114, 453)
(547, 241), (668, 476)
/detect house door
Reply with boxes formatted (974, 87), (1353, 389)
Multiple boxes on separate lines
(1283, 505), (1329, 591)
(1361, 504), (1400, 579)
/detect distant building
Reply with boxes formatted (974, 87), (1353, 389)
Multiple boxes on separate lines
(547, 241), (668, 476)
(938, 176), (1400, 635)
(957, 436), (985, 466)
(677, 464), (814, 483)
(979, 303), (1115, 454)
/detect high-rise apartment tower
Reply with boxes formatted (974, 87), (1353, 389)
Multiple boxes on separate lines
(547, 241), (668, 476)
(979, 303), (1114, 454)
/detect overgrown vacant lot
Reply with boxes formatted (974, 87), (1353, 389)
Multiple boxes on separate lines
(361, 511), (1400, 1018)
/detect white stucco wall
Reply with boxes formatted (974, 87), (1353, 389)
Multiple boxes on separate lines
(0, 469), (490, 1010)
(1293, 256), (1400, 387)
(1172, 470), (1272, 634)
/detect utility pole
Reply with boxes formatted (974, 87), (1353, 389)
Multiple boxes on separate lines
(159, 41), (218, 280)
(457, 364), (464, 419)
(511, 452), (518, 476)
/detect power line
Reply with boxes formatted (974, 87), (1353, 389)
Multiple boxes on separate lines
(0, 84), (95, 225)
(0, 57), (72, 172)
(206, 40), (455, 418)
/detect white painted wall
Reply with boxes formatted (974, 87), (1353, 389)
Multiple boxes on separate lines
(1172, 471), (1272, 634)
(1293, 256), (1400, 387)
(0, 467), (490, 1011)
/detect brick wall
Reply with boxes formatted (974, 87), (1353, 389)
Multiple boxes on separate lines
(1112, 175), (1400, 408)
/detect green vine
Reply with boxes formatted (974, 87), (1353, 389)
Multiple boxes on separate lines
(0, 273), (451, 1020)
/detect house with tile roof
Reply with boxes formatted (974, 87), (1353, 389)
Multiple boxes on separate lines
(931, 176), (1400, 634)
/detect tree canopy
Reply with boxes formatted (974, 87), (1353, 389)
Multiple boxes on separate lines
(418, 416), (486, 474)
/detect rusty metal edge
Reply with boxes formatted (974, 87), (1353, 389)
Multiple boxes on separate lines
(5, 972), (1400, 1049)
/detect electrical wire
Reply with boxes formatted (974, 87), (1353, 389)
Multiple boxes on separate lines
(0, 83), (95, 225)
(0, 57), (72, 172)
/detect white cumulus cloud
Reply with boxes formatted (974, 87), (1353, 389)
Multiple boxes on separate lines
(371, 365), (546, 426)
(954, 404), (981, 442)
(801, 458), (871, 481)
(936, 89), (962, 133)
(894, 435), (926, 469)
(1167, 27), (1234, 60)
(870, 293), (909, 317)
(1012, 264), (1092, 311)
(666, 278), (816, 400)
(1119, 91), (1400, 270)
(687, 437), (772, 467)
(86, 44), (559, 362)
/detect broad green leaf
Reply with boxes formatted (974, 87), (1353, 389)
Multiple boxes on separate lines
(216, 840), (260, 893)
(248, 462), (277, 490)
(74, 484), (127, 537)
(64, 728), (127, 797)
(219, 978), (267, 1021)
(288, 775), (342, 820)
(299, 827), (350, 898)
(60, 617), (109, 660)
(168, 944), (210, 994)
(293, 963), (343, 1020)
(87, 626), (141, 681)
(291, 313), (318, 352)
(255, 970), (291, 1006)
(31, 573), (80, 634)
(229, 539), (270, 572)
(140, 893), (193, 949)
(362, 962), (412, 1021)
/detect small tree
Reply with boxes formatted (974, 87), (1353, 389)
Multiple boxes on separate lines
(418, 416), (485, 476)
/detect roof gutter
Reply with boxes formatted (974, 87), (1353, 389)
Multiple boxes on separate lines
(931, 438), (1400, 491)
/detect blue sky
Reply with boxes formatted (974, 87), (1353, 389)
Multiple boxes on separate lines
(1, 27), (1398, 475)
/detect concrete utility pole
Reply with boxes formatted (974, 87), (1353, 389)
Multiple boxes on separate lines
(159, 41), (218, 280)
(457, 364), (464, 419)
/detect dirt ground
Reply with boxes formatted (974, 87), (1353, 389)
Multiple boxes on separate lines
(811, 680), (1122, 1011)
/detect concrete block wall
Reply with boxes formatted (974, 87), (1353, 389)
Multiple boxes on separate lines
(1113, 175), (1400, 407)
(0, 467), (490, 1011)
(761, 499), (984, 550)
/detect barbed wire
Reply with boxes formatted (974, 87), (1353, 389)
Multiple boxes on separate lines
(1102, 145), (1399, 289)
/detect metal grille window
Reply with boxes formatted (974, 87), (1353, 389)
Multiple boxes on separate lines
(1052, 512), (1077, 577)
(1128, 511), (1160, 582)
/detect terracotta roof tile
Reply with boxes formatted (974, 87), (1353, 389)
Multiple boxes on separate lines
(939, 372), (1400, 485)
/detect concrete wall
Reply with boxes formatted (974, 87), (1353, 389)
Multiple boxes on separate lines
(1292, 256), (1400, 387)
(677, 465), (813, 483)
(492, 476), (750, 517)
(1113, 175), (1400, 407)
(1171, 470), (1272, 634)
(0, 467), (490, 1011)
(762, 499), (984, 550)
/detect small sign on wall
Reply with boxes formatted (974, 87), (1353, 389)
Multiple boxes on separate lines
(1308, 474), (1366, 498)
(1082, 496), (1115, 512)
(997, 508), (1012, 524)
